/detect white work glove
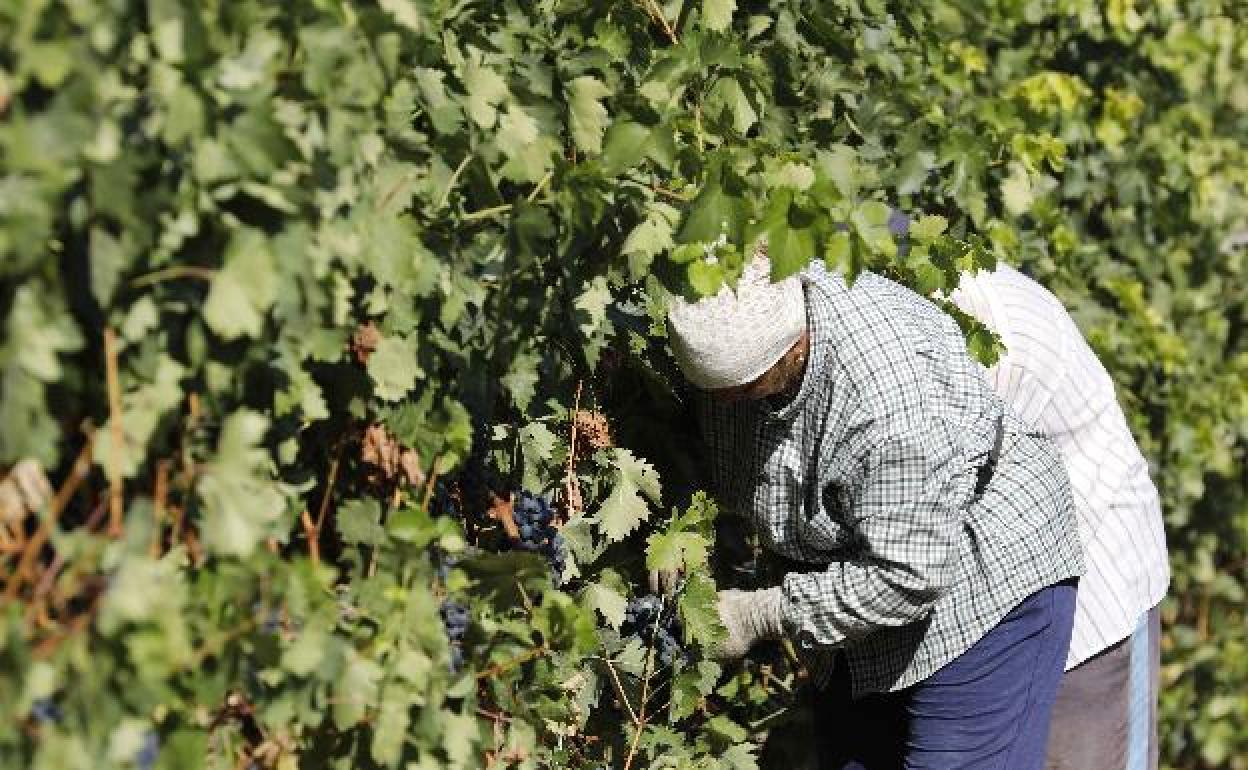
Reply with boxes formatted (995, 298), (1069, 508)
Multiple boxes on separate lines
(713, 587), (787, 660)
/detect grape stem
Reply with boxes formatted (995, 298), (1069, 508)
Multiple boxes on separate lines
(598, 657), (640, 726)
(622, 598), (667, 770)
(563, 381), (584, 520)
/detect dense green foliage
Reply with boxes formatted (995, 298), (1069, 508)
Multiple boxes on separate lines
(0, 1), (1244, 769)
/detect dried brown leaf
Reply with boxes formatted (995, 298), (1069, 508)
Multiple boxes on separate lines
(351, 321), (382, 365)
(487, 493), (520, 539)
(573, 410), (612, 450)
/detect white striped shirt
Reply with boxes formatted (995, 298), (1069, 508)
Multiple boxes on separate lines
(951, 265), (1170, 669)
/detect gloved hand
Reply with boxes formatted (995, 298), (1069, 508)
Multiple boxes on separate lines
(648, 566), (684, 597)
(713, 587), (786, 660)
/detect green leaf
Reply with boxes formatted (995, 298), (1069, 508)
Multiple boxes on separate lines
(196, 410), (286, 558)
(1000, 161), (1035, 216)
(367, 333), (422, 401)
(622, 202), (679, 279)
(94, 354), (186, 479)
(825, 230), (852, 270)
(333, 650), (382, 728)
(582, 575), (628, 629)
(703, 0), (737, 32)
(602, 121), (652, 174)
(679, 169), (746, 244)
(462, 52), (509, 129)
(5, 287), (84, 383)
(678, 572), (725, 649)
(763, 192), (817, 280)
(687, 259), (724, 296)
(670, 660), (721, 721)
(441, 710), (480, 768)
(203, 229), (278, 341)
(717, 742), (760, 770)
(646, 530), (710, 573)
(909, 214), (949, 242)
(566, 76), (611, 155)
(596, 449), (661, 542)
(338, 498), (386, 546)
(502, 349), (541, 412)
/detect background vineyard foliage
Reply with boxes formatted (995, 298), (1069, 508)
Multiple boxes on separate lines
(0, 0), (1244, 769)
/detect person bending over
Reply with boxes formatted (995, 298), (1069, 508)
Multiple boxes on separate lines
(663, 252), (1084, 770)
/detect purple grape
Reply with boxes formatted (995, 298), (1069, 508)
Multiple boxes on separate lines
(888, 208), (911, 237)
(136, 731), (159, 770)
(621, 594), (687, 668)
(510, 491), (566, 584)
(440, 599), (470, 671)
(30, 698), (60, 724)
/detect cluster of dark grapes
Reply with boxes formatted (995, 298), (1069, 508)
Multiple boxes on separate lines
(511, 491), (566, 583)
(440, 599), (470, 672)
(622, 595), (687, 668)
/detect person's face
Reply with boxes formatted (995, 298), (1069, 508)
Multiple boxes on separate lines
(710, 330), (810, 404)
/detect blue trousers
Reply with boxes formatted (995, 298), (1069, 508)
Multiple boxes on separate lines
(816, 580), (1078, 770)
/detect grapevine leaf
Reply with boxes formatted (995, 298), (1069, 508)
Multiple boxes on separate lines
(602, 121), (652, 174)
(195, 410), (286, 558)
(1001, 161), (1035, 216)
(909, 214), (949, 242)
(502, 349), (541, 413)
(596, 449), (661, 543)
(622, 202), (679, 279)
(367, 334), (423, 401)
(670, 660), (721, 721)
(337, 498), (386, 546)
(6, 287), (84, 383)
(462, 52), (509, 129)
(717, 742), (760, 770)
(94, 354), (186, 479)
(678, 168), (746, 245)
(333, 651), (382, 728)
(646, 530), (709, 573)
(566, 75), (611, 155)
(582, 579), (627, 629)
(703, 0), (737, 32)
(202, 229), (278, 341)
(678, 572), (725, 649)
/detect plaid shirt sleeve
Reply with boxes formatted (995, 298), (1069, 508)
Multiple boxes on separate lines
(780, 413), (972, 647)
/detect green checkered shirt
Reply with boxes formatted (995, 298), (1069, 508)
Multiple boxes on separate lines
(697, 265), (1084, 696)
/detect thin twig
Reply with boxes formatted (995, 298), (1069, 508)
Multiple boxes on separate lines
(129, 265), (217, 288)
(103, 329), (124, 537)
(601, 657), (640, 726)
(151, 458), (171, 558)
(527, 170), (554, 203)
(301, 509), (320, 565)
(314, 445), (343, 534)
(640, 0), (679, 44)
(461, 203), (514, 221)
(562, 382), (584, 521)
(623, 603), (664, 770)
(420, 455), (442, 513)
(34, 500), (107, 602)
(4, 432), (94, 601)
(438, 154), (473, 209)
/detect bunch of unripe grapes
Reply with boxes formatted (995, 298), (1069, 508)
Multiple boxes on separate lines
(512, 491), (566, 581)
(622, 595), (686, 668)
